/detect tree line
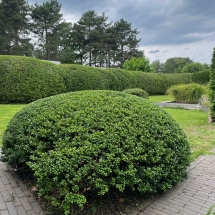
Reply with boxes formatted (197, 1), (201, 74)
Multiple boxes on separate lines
(0, 0), (143, 67)
(151, 57), (210, 73)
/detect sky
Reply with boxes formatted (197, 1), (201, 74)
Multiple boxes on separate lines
(29, 0), (215, 64)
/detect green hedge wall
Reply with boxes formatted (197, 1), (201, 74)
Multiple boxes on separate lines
(0, 55), (193, 103)
(0, 55), (65, 103)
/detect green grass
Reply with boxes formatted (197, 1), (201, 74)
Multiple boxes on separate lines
(149, 95), (174, 102)
(0, 103), (214, 162)
(164, 108), (215, 161)
(0, 104), (25, 146)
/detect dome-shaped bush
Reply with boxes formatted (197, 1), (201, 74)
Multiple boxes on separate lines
(123, 88), (149, 98)
(2, 90), (190, 214)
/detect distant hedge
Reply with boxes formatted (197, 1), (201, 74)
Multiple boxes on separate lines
(191, 70), (210, 84)
(0, 55), (193, 103)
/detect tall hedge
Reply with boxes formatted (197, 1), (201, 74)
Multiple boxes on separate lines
(0, 55), (65, 103)
(0, 55), (193, 103)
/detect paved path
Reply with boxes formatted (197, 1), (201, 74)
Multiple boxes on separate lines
(0, 160), (44, 215)
(156, 102), (210, 112)
(1, 153), (215, 215)
(130, 152), (215, 215)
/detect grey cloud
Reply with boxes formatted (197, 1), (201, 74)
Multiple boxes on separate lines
(28, 0), (215, 62)
(149, 50), (160, 54)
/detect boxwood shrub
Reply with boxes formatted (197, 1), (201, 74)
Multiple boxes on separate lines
(2, 90), (190, 214)
(123, 88), (149, 99)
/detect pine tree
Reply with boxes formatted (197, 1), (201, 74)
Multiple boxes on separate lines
(209, 47), (215, 123)
(31, 0), (70, 60)
(112, 19), (141, 67)
(0, 0), (32, 55)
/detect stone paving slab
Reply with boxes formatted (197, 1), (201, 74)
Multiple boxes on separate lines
(1, 153), (215, 215)
(0, 161), (44, 215)
(130, 154), (215, 215)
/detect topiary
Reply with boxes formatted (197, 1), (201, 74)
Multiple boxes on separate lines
(123, 88), (149, 99)
(2, 90), (190, 214)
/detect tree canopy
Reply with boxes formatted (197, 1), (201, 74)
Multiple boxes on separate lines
(122, 57), (153, 72)
(0, 0), (143, 67)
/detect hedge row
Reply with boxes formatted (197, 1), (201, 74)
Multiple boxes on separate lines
(0, 55), (193, 103)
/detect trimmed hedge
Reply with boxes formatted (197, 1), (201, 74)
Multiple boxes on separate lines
(167, 83), (206, 104)
(0, 55), (193, 103)
(0, 55), (65, 103)
(123, 88), (149, 99)
(191, 70), (210, 84)
(2, 90), (190, 214)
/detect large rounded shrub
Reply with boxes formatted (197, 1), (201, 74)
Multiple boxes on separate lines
(2, 90), (190, 214)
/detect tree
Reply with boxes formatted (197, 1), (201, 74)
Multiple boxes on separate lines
(112, 19), (141, 67)
(182, 62), (205, 73)
(163, 57), (193, 73)
(31, 0), (69, 60)
(122, 57), (153, 72)
(72, 10), (110, 66)
(152, 60), (164, 73)
(209, 47), (215, 123)
(0, 0), (33, 55)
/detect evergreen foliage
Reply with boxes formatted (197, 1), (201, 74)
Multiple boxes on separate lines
(2, 90), (190, 214)
(209, 47), (215, 122)
(0, 55), (193, 103)
(0, 0), (33, 55)
(123, 88), (149, 99)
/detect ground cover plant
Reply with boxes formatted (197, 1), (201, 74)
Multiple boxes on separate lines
(1, 90), (190, 214)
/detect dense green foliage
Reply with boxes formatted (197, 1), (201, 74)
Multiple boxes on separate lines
(209, 47), (215, 122)
(0, 55), (193, 103)
(152, 60), (164, 73)
(2, 90), (190, 214)
(122, 88), (148, 99)
(182, 62), (205, 73)
(163, 57), (193, 73)
(31, 0), (72, 60)
(0, 55), (65, 103)
(167, 83), (206, 104)
(0, 0), (142, 66)
(122, 57), (153, 72)
(191, 70), (210, 84)
(0, 0), (33, 55)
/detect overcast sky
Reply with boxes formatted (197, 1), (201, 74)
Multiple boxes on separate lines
(30, 0), (215, 64)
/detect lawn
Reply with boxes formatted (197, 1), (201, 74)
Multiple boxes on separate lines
(164, 108), (215, 161)
(149, 94), (174, 102)
(0, 98), (214, 161)
(0, 104), (25, 146)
